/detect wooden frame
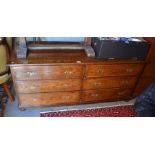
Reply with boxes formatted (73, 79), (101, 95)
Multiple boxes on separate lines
(0, 38), (14, 102)
(13, 37), (94, 59)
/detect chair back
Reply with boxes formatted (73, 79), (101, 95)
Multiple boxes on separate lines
(0, 38), (11, 74)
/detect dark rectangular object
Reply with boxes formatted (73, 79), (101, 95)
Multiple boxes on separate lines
(92, 37), (151, 59)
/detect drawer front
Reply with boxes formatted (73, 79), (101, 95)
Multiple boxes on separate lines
(15, 79), (81, 93)
(82, 89), (133, 102)
(11, 65), (83, 80)
(142, 63), (155, 77)
(18, 92), (80, 106)
(86, 64), (144, 77)
(83, 77), (137, 90)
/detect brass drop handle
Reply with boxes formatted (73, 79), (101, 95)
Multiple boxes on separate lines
(63, 95), (70, 99)
(25, 85), (38, 89)
(91, 93), (98, 97)
(64, 83), (72, 87)
(64, 70), (74, 75)
(118, 92), (125, 96)
(32, 98), (37, 102)
(30, 86), (37, 89)
(97, 69), (104, 73)
(94, 82), (102, 86)
(126, 68), (133, 73)
(26, 71), (36, 76)
(122, 80), (129, 85)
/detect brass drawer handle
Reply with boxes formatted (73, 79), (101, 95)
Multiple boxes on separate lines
(31, 98), (37, 102)
(91, 93), (98, 97)
(97, 69), (104, 73)
(118, 92), (125, 96)
(126, 68), (133, 73)
(26, 71), (36, 76)
(64, 70), (74, 75)
(64, 83), (72, 87)
(94, 82), (102, 86)
(25, 85), (38, 89)
(122, 80), (129, 85)
(63, 95), (70, 99)
(30, 86), (37, 89)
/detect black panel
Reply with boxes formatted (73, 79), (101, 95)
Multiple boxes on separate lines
(91, 38), (151, 59)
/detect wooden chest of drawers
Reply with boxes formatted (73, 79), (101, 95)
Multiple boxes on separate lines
(10, 60), (144, 109)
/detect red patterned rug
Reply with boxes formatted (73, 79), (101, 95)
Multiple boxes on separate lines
(40, 105), (136, 117)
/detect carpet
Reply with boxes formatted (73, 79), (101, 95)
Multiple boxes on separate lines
(40, 105), (136, 117)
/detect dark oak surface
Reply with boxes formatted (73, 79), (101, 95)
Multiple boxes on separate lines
(134, 37), (155, 95)
(9, 49), (145, 65)
(141, 63), (155, 77)
(134, 77), (155, 95)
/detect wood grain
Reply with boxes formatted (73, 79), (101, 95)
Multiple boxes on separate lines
(18, 91), (80, 106)
(134, 37), (155, 95)
(141, 63), (155, 77)
(134, 77), (155, 95)
(83, 77), (137, 90)
(11, 65), (83, 80)
(15, 79), (81, 93)
(82, 88), (133, 102)
(9, 43), (149, 108)
(85, 64), (144, 77)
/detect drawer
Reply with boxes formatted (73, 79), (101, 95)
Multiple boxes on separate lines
(18, 91), (80, 106)
(15, 79), (81, 93)
(86, 64), (144, 77)
(83, 77), (137, 90)
(11, 65), (83, 80)
(142, 63), (155, 77)
(82, 88), (133, 102)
